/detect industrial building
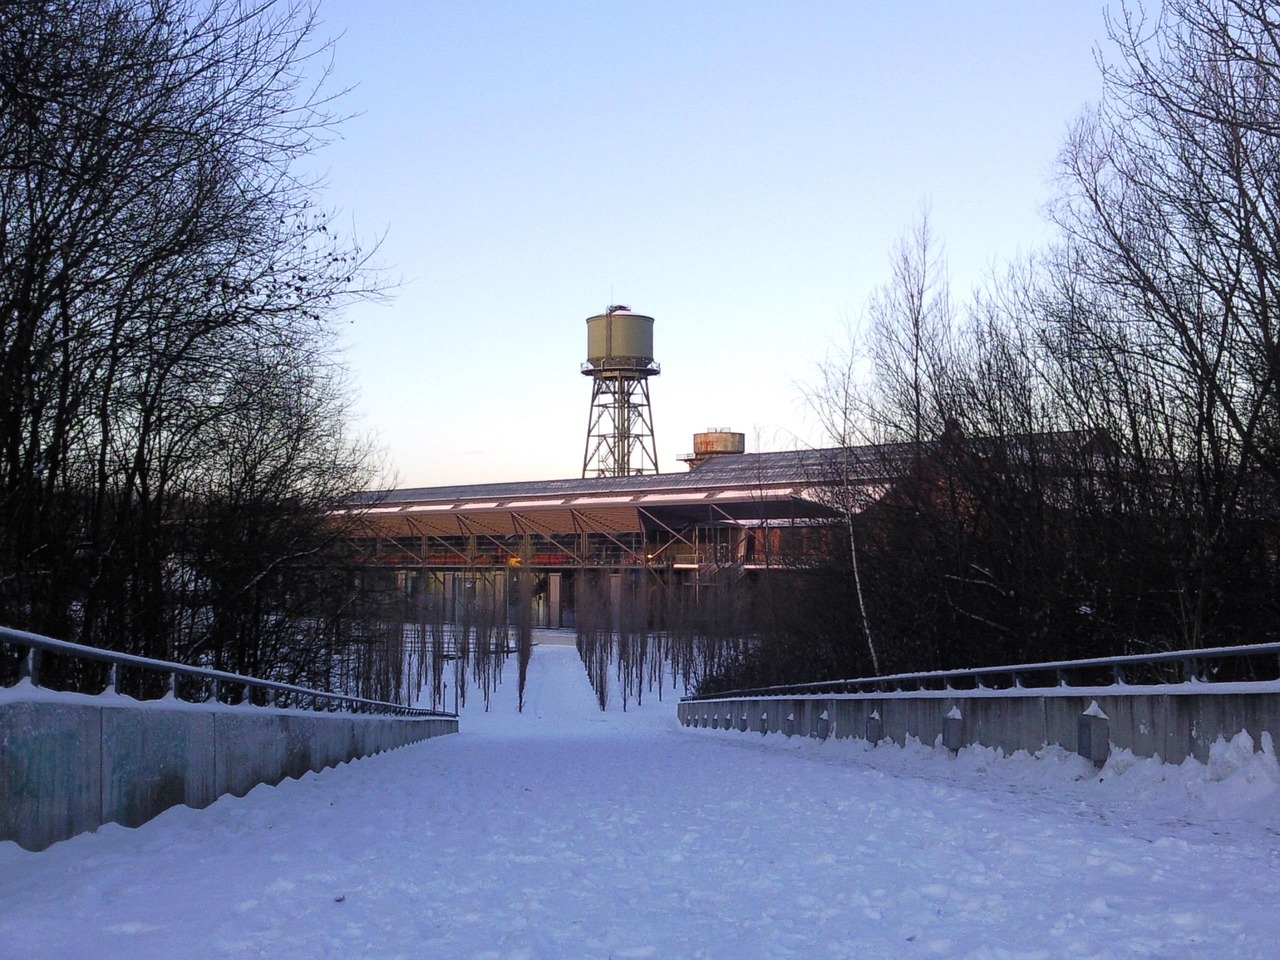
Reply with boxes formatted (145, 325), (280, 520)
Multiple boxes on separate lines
(347, 305), (1102, 632)
(347, 306), (880, 628)
(344, 440), (900, 628)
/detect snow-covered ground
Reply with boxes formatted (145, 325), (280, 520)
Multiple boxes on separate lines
(2, 643), (1279, 959)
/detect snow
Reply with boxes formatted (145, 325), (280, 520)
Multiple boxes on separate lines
(946, 704), (963, 720)
(1083, 699), (1109, 719)
(3, 644), (1280, 959)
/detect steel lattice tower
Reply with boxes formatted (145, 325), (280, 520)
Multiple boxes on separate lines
(581, 306), (660, 477)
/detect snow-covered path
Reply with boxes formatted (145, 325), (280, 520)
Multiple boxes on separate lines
(3, 645), (1279, 959)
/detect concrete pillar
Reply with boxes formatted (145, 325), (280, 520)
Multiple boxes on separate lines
(814, 710), (830, 740)
(609, 573), (623, 630)
(943, 706), (964, 752)
(548, 573), (562, 629)
(865, 710), (883, 745)
(494, 572), (508, 631)
(1077, 701), (1110, 766)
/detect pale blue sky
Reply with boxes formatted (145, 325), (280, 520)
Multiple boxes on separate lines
(313, 2), (1110, 487)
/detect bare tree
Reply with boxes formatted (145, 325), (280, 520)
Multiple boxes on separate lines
(0, 0), (383, 691)
(728, 1), (1280, 694)
(1045, 0), (1280, 650)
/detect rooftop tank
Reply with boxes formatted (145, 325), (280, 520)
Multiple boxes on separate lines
(693, 430), (746, 456)
(679, 429), (746, 469)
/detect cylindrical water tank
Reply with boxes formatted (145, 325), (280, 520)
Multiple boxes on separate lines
(693, 430), (746, 457)
(585, 306), (655, 372)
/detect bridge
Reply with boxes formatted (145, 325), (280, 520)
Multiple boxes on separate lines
(2, 640), (1279, 958)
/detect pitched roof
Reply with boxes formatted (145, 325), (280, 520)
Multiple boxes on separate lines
(346, 429), (1111, 538)
(363, 443), (916, 508)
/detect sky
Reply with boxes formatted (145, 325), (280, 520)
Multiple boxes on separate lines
(309, 2), (1111, 488)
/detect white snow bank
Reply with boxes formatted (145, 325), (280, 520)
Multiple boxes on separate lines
(693, 715), (1280, 837)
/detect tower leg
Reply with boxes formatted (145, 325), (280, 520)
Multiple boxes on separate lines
(582, 373), (659, 477)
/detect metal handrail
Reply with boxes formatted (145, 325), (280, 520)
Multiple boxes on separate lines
(0, 625), (457, 719)
(682, 640), (1280, 702)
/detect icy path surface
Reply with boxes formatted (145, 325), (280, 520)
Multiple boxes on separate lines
(3, 646), (1280, 959)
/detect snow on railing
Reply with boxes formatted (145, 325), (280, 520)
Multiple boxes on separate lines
(0, 625), (457, 719)
(681, 640), (1280, 702)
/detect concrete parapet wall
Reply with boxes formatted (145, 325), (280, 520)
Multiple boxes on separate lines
(1, 696), (457, 851)
(678, 687), (1280, 765)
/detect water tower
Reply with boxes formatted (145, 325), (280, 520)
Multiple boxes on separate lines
(581, 305), (660, 477)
